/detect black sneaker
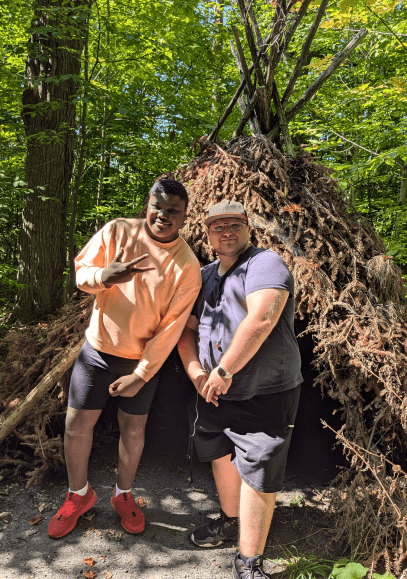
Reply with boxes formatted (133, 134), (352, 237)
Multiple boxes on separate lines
(190, 509), (238, 547)
(233, 553), (270, 579)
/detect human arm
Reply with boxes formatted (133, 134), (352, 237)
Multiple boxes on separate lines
(75, 221), (154, 293)
(109, 374), (146, 398)
(202, 288), (289, 403)
(178, 316), (218, 406)
(100, 248), (155, 287)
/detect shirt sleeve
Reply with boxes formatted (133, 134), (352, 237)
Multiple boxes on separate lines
(75, 222), (114, 293)
(245, 250), (294, 297)
(134, 266), (202, 382)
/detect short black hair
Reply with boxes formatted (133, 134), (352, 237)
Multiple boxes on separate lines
(148, 179), (188, 209)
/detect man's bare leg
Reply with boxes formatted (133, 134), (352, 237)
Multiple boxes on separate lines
(65, 407), (102, 491)
(239, 478), (276, 557)
(212, 454), (241, 518)
(117, 409), (148, 490)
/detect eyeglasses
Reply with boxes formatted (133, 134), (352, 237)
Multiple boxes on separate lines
(210, 222), (246, 233)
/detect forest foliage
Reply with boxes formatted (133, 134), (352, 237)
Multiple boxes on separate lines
(0, 0), (406, 318)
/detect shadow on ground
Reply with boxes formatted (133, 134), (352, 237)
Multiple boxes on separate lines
(0, 331), (348, 579)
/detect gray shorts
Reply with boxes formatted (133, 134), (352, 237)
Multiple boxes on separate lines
(68, 340), (160, 415)
(188, 385), (301, 493)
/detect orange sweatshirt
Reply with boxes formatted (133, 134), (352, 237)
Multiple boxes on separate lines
(75, 218), (201, 382)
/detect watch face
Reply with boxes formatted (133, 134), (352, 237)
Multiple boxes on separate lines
(217, 366), (226, 378)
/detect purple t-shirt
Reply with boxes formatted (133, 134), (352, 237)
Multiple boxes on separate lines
(192, 246), (303, 400)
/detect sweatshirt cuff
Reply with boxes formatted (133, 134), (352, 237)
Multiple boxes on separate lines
(134, 365), (153, 382)
(94, 268), (111, 288)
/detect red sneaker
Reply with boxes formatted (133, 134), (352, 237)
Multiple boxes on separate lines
(48, 486), (97, 539)
(110, 491), (145, 534)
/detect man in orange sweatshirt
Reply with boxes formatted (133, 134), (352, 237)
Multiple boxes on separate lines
(48, 179), (201, 539)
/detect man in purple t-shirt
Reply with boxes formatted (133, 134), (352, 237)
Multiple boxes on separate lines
(178, 200), (302, 579)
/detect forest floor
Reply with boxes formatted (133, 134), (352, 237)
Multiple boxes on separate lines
(0, 422), (345, 579)
(0, 451), (341, 579)
(0, 344), (348, 579)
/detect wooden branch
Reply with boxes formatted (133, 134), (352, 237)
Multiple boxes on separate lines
(231, 26), (255, 96)
(208, 80), (247, 142)
(281, 0), (329, 108)
(232, 90), (259, 139)
(208, 30), (274, 141)
(236, 0), (265, 86)
(229, 39), (260, 134)
(279, 0), (313, 58)
(266, 0), (287, 90)
(287, 0), (300, 11)
(0, 339), (84, 446)
(364, 3), (407, 55)
(272, 82), (295, 156)
(266, 29), (368, 142)
(246, 1), (267, 67)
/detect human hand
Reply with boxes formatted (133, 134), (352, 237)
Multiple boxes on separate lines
(101, 248), (155, 287)
(190, 367), (218, 407)
(201, 368), (232, 404)
(109, 374), (146, 398)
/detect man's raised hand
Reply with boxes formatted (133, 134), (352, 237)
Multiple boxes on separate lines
(101, 248), (155, 287)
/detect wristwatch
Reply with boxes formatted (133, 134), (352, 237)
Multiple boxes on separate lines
(217, 365), (233, 379)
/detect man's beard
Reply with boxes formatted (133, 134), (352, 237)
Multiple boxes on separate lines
(216, 241), (250, 257)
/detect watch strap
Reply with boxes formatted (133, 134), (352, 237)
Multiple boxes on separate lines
(217, 365), (233, 379)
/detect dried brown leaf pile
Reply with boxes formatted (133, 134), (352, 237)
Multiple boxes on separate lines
(167, 135), (407, 572)
(0, 295), (92, 486)
(1, 135), (407, 570)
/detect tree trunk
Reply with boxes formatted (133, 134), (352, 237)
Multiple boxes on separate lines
(15, 0), (90, 323)
(68, 6), (91, 296)
(95, 0), (110, 230)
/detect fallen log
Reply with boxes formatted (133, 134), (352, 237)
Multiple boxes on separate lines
(0, 337), (84, 445)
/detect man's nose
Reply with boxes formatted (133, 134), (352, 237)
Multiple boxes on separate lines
(158, 209), (169, 219)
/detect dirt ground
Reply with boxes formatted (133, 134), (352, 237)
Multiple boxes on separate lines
(0, 344), (347, 579)
(0, 446), (342, 579)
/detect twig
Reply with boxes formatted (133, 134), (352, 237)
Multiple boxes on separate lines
(364, 3), (407, 55)
(322, 421), (405, 521)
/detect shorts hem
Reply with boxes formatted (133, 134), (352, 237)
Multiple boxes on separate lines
(68, 403), (104, 411)
(195, 449), (232, 463)
(116, 405), (151, 416)
(231, 458), (283, 493)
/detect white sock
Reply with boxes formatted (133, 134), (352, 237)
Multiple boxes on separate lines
(115, 483), (131, 497)
(69, 482), (88, 496)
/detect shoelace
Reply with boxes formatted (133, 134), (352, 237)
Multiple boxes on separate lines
(238, 558), (269, 579)
(207, 513), (223, 531)
(119, 493), (139, 517)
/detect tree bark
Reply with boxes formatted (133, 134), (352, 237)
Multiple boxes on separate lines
(16, 0), (90, 323)
(281, 0), (329, 108)
(232, 90), (259, 139)
(95, 0), (110, 230)
(229, 39), (260, 134)
(272, 83), (294, 156)
(68, 4), (91, 296)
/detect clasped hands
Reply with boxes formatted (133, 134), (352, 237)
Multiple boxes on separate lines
(190, 367), (232, 407)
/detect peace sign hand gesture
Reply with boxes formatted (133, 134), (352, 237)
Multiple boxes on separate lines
(101, 248), (155, 287)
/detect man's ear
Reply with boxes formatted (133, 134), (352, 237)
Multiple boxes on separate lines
(138, 194), (149, 218)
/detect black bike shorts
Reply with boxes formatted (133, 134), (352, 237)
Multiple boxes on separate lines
(68, 340), (160, 415)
